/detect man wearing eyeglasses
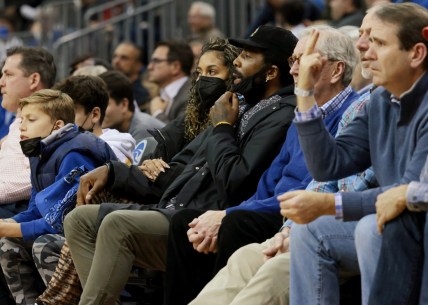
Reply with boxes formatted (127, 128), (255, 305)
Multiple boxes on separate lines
(148, 41), (193, 123)
(280, 3), (428, 305)
(165, 25), (360, 305)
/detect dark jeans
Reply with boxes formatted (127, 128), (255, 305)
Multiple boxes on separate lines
(0, 201), (28, 218)
(368, 210), (426, 305)
(0, 200), (29, 305)
(164, 209), (283, 305)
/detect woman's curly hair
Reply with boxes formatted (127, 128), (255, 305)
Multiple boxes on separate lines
(184, 37), (240, 141)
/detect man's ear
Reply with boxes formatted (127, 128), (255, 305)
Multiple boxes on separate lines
(409, 42), (427, 69)
(54, 120), (65, 130)
(330, 61), (345, 85)
(120, 98), (130, 112)
(170, 60), (182, 75)
(91, 107), (101, 124)
(28, 72), (41, 91)
(266, 65), (279, 82)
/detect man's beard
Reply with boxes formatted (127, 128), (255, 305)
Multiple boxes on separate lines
(232, 68), (268, 106)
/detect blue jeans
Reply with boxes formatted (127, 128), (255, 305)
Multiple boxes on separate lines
(354, 214), (382, 305)
(368, 210), (425, 305)
(289, 215), (381, 305)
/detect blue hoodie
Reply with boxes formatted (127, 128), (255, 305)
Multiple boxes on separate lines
(13, 124), (117, 240)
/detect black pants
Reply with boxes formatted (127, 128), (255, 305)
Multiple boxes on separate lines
(164, 209), (283, 305)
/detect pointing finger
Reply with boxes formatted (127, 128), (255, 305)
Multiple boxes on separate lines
(304, 29), (320, 56)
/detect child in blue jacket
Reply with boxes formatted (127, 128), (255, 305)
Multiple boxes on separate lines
(0, 89), (117, 305)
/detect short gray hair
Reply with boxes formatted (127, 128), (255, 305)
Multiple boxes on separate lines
(72, 65), (108, 76)
(190, 1), (216, 20)
(301, 25), (358, 86)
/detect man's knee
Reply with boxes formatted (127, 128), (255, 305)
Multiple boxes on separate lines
(219, 210), (257, 236)
(100, 211), (128, 234)
(261, 252), (290, 280)
(229, 243), (264, 266)
(64, 205), (99, 238)
(170, 209), (204, 232)
(355, 214), (379, 250)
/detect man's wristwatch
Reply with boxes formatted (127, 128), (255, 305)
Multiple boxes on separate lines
(294, 87), (314, 97)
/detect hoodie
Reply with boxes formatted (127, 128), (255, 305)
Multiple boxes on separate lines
(101, 128), (136, 164)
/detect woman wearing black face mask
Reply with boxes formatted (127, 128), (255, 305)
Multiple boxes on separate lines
(144, 38), (240, 166)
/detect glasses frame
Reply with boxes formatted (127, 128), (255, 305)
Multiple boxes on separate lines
(149, 58), (171, 65)
(288, 53), (303, 68)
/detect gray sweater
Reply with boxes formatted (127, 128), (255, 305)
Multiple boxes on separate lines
(295, 73), (428, 221)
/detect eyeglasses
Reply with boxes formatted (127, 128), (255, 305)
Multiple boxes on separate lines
(288, 53), (303, 68)
(149, 58), (170, 65)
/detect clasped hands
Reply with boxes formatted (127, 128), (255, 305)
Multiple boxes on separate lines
(262, 227), (290, 261)
(187, 210), (226, 254)
(139, 158), (170, 182)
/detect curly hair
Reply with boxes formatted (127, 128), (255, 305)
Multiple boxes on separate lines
(184, 37), (240, 141)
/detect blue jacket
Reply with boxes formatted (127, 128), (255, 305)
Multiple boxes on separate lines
(295, 73), (428, 221)
(227, 90), (359, 215)
(13, 125), (117, 240)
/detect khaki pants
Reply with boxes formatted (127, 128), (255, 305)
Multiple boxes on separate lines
(64, 205), (169, 305)
(189, 238), (290, 305)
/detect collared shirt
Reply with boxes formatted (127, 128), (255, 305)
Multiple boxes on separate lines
(331, 85), (424, 218)
(154, 76), (189, 117)
(331, 91), (407, 219)
(282, 86), (360, 229)
(237, 94), (281, 140)
(0, 115), (31, 203)
(294, 86), (353, 122)
(407, 156), (428, 211)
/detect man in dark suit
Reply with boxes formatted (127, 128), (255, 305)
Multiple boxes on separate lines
(64, 26), (298, 305)
(148, 40), (193, 123)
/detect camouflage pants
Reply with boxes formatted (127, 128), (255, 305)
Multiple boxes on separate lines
(32, 234), (65, 286)
(0, 237), (45, 305)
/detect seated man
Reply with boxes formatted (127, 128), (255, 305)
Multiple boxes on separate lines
(165, 25), (360, 305)
(111, 42), (151, 110)
(147, 41), (194, 123)
(64, 25), (299, 305)
(367, 25), (428, 305)
(189, 98), (375, 305)
(0, 46), (56, 305)
(188, 10), (378, 304)
(99, 71), (165, 144)
(279, 3), (428, 305)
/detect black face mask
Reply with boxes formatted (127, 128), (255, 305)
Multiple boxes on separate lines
(20, 121), (58, 157)
(78, 113), (95, 133)
(78, 124), (94, 133)
(231, 68), (268, 107)
(196, 76), (228, 112)
(20, 137), (42, 157)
